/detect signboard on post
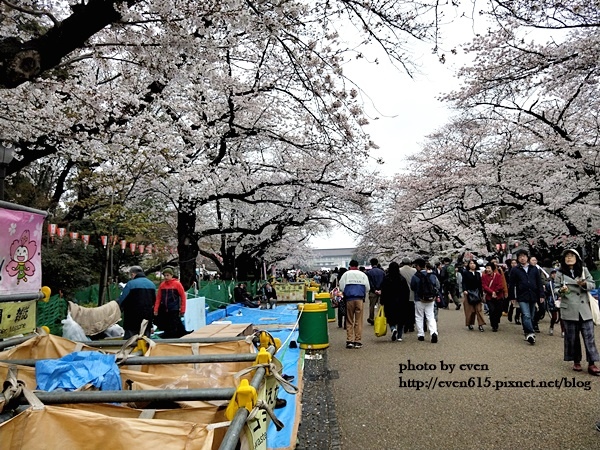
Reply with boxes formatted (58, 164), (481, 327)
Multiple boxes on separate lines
(0, 202), (48, 338)
(275, 282), (305, 302)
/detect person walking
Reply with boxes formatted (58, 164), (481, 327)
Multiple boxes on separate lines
(555, 249), (600, 375)
(366, 258), (385, 325)
(332, 267), (347, 329)
(508, 249), (545, 345)
(545, 269), (565, 337)
(410, 258), (439, 343)
(506, 258), (522, 324)
(118, 266), (156, 339)
(462, 259), (486, 332)
(380, 261), (411, 342)
(399, 258), (417, 333)
(153, 267), (187, 338)
(339, 260), (370, 349)
(482, 262), (505, 332)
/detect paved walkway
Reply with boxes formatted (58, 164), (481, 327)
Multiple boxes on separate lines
(325, 305), (600, 450)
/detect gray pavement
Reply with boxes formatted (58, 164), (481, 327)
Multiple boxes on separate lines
(322, 305), (600, 450)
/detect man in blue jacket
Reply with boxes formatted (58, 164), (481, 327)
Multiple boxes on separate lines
(508, 249), (545, 345)
(118, 266), (156, 338)
(339, 260), (370, 349)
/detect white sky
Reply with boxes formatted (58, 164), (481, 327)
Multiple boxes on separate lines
(310, 16), (480, 249)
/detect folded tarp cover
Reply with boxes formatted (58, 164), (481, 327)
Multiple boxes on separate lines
(68, 300), (122, 335)
(35, 351), (122, 391)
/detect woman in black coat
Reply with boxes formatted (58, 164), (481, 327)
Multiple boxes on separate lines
(380, 261), (411, 341)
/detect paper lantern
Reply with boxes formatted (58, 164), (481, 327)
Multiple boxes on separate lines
(120, 240), (127, 252)
(58, 228), (66, 238)
(100, 235), (108, 247)
(138, 244), (145, 254)
(130, 243), (136, 253)
(82, 235), (90, 248)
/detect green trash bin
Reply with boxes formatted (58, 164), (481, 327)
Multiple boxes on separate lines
(306, 286), (319, 303)
(315, 292), (336, 322)
(297, 303), (329, 349)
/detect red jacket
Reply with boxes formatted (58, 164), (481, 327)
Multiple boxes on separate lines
(154, 278), (187, 314)
(482, 272), (505, 301)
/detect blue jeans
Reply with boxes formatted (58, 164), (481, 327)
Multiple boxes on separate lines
(518, 301), (537, 335)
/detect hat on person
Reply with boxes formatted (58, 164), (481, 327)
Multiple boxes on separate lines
(162, 267), (174, 276)
(401, 257), (412, 265)
(550, 269), (557, 274)
(129, 265), (144, 276)
(562, 248), (582, 260)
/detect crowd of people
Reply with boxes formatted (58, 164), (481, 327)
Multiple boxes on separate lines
(330, 250), (600, 377)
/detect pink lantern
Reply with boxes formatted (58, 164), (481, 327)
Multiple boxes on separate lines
(501, 243), (507, 250)
(495, 244), (501, 251)
(82, 235), (90, 248)
(120, 240), (127, 252)
(138, 244), (145, 254)
(100, 235), (108, 247)
(130, 243), (136, 253)
(146, 244), (153, 254)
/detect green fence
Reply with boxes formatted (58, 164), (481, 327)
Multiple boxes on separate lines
(37, 295), (68, 336)
(188, 280), (262, 312)
(35, 280), (262, 336)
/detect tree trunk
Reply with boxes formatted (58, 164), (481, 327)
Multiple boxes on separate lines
(177, 208), (199, 290)
(98, 242), (110, 306)
(220, 245), (236, 280)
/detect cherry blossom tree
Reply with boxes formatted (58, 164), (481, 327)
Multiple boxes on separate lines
(363, 1), (600, 262)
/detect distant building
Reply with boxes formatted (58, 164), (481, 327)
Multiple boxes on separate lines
(309, 248), (358, 270)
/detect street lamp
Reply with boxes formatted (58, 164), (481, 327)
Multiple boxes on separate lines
(0, 143), (15, 201)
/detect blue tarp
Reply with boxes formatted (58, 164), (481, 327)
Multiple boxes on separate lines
(206, 303), (304, 449)
(36, 351), (122, 392)
(217, 304), (300, 326)
(268, 329), (301, 450)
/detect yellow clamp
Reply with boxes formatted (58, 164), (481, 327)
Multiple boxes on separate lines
(40, 286), (51, 303)
(133, 338), (148, 354)
(225, 379), (257, 420)
(258, 331), (281, 352)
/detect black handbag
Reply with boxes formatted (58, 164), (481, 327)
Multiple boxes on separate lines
(467, 290), (481, 305)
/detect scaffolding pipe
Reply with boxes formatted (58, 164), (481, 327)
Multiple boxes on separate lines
(3, 387), (236, 405)
(0, 334), (247, 352)
(0, 292), (46, 303)
(0, 334), (37, 351)
(82, 336), (247, 347)
(0, 352), (258, 367)
(218, 346), (275, 450)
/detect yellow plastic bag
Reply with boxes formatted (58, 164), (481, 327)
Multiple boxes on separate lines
(374, 306), (387, 337)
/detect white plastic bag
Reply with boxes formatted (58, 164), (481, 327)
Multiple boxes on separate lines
(103, 323), (125, 338)
(62, 312), (90, 341)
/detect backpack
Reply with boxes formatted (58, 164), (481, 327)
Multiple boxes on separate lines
(447, 264), (456, 283)
(417, 271), (438, 302)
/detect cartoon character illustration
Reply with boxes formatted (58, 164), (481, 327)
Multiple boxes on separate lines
(6, 230), (37, 284)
